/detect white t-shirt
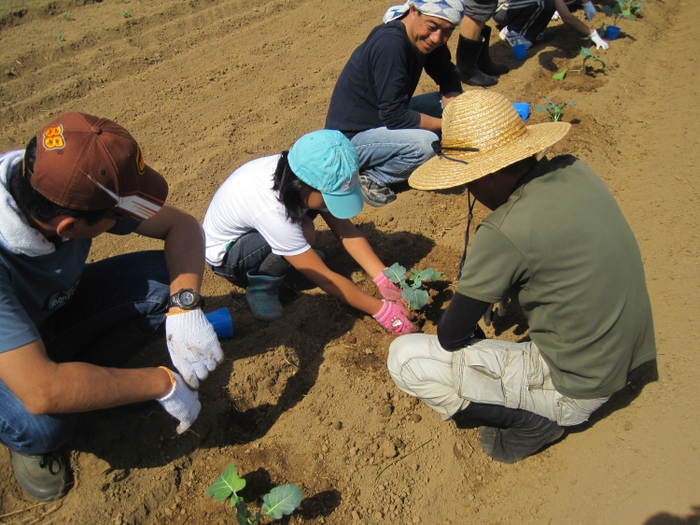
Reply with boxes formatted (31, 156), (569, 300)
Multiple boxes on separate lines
(203, 154), (310, 266)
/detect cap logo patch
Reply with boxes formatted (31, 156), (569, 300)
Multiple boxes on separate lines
(341, 171), (358, 192)
(135, 145), (146, 175)
(43, 125), (65, 150)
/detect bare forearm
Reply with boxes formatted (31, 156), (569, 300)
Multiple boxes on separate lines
(560, 10), (592, 35)
(339, 237), (386, 279)
(135, 204), (206, 294)
(419, 113), (442, 133)
(164, 214), (205, 293)
(29, 363), (172, 415)
(305, 271), (383, 316)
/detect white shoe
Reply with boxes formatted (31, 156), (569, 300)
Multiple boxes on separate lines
(498, 26), (533, 49)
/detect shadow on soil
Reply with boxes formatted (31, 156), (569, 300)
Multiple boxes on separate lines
(68, 229), (435, 471)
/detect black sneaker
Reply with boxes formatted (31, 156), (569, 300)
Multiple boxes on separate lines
(11, 450), (72, 501)
(359, 173), (396, 207)
(477, 418), (565, 464)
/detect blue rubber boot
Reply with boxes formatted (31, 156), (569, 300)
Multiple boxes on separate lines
(245, 270), (285, 321)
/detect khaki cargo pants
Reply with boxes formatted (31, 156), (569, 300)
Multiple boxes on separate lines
(388, 334), (609, 426)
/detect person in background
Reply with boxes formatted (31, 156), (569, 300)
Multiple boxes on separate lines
(454, 1), (510, 87)
(203, 130), (417, 335)
(325, 0), (464, 207)
(496, 0), (608, 50)
(0, 113), (223, 501)
(387, 91), (655, 463)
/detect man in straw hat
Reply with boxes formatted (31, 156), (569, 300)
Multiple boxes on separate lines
(0, 113), (224, 500)
(387, 91), (656, 463)
(325, 0), (465, 207)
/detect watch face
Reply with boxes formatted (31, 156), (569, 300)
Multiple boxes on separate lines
(180, 290), (196, 307)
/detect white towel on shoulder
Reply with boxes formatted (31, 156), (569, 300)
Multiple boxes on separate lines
(0, 150), (57, 257)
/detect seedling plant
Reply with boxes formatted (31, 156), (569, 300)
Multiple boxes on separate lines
(533, 97), (577, 122)
(602, 0), (644, 27)
(383, 263), (443, 311)
(206, 462), (302, 524)
(553, 47), (606, 80)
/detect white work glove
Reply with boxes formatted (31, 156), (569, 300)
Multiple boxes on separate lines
(582, 1), (597, 21)
(589, 29), (610, 50)
(165, 309), (224, 389)
(157, 368), (201, 434)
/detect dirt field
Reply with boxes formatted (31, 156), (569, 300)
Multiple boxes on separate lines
(1, 0), (699, 523)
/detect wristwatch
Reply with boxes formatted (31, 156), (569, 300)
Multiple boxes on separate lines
(167, 288), (204, 310)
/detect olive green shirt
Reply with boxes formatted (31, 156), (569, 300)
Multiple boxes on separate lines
(457, 156), (656, 398)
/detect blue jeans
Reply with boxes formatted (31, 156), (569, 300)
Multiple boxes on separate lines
(208, 231), (272, 285)
(351, 92), (443, 187)
(0, 251), (170, 455)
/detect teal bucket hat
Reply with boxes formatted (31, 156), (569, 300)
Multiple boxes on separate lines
(287, 130), (363, 219)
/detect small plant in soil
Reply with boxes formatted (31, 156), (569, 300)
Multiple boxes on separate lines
(533, 97), (577, 122)
(121, 10), (132, 18)
(54, 32), (64, 41)
(383, 263), (443, 311)
(602, 0), (644, 27)
(63, 11), (70, 21)
(206, 462), (302, 524)
(553, 47), (607, 80)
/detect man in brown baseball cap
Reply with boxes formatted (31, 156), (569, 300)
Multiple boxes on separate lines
(387, 91), (656, 464)
(0, 113), (224, 501)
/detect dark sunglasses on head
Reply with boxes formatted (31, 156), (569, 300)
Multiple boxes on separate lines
(431, 141), (479, 166)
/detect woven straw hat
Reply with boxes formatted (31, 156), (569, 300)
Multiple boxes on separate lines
(409, 90), (571, 191)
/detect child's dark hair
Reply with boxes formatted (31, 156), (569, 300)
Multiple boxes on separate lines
(9, 136), (109, 226)
(273, 151), (314, 224)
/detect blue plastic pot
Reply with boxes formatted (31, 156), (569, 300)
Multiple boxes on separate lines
(513, 43), (527, 60)
(606, 25), (621, 40)
(513, 102), (530, 121)
(205, 307), (234, 338)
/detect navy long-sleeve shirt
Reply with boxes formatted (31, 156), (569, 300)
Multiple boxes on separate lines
(325, 21), (462, 138)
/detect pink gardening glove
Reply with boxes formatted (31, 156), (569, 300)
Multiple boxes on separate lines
(373, 270), (408, 307)
(373, 300), (417, 336)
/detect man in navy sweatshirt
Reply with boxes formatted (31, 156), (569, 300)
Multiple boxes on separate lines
(325, 0), (465, 207)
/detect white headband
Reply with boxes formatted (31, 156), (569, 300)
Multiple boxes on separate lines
(383, 0), (466, 26)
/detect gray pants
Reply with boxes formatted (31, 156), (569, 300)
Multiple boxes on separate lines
(464, 0), (498, 21)
(388, 334), (610, 426)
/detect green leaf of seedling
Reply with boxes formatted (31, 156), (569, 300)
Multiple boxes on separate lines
(235, 500), (252, 525)
(413, 268), (438, 283)
(552, 70), (567, 81)
(591, 56), (607, 72)
(402, 288), (430, 311)
(601, 5), (613, 16)
(262, 484), (303, 520)
(429, 270), (444, 281)
(533, 105), (548, 112)
(406, 270), (423, 288)
(206, 462), (247, 502)
(580, 47), (592, 58)
(383, 263), (407, 284)
(568, 101), (577, 107)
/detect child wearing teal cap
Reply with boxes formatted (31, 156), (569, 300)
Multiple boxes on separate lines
(202, 130), (417, 335)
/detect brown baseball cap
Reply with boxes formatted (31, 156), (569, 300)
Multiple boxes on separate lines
(30, 112), (168, 221)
